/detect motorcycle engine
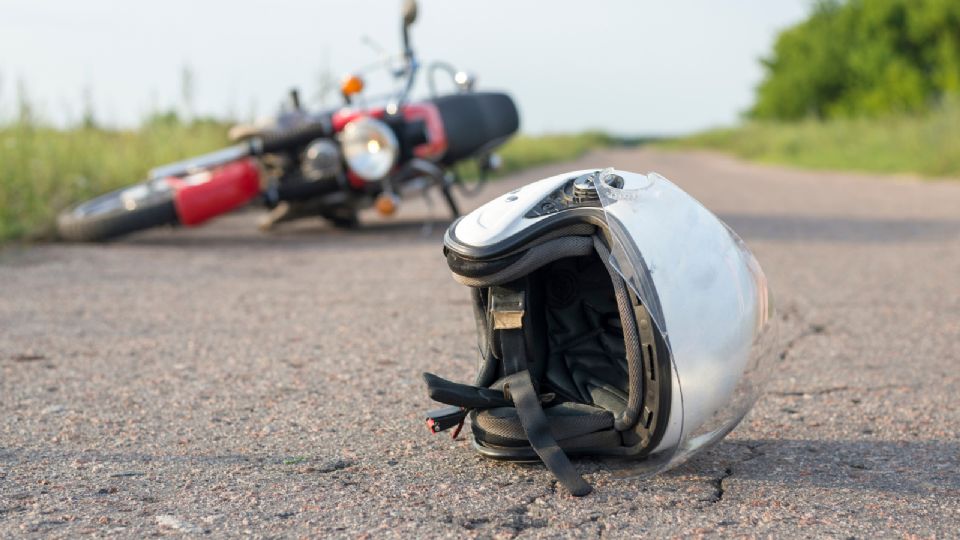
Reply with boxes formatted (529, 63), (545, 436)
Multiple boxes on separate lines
(301, 139), (342, 181)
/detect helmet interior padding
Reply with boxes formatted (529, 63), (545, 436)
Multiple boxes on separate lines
(424, 229), (671, 496)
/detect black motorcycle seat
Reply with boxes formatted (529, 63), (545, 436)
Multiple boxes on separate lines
(432, 92), (520, 164)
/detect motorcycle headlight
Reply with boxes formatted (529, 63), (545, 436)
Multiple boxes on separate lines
(340, 117), (399, 181)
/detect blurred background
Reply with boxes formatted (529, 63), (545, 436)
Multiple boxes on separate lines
(0, 0), (809, 134)
(2, 0), (958, 241)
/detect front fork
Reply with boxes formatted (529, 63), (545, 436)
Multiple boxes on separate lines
(263, 158), (461, 230)
(391, 158), (460, 218)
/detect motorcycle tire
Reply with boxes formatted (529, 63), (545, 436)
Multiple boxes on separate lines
(320, 207), (359, 229)
(57, 182), (180, 242)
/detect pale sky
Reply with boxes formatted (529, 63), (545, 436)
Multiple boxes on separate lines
(0, 1), (809, 135)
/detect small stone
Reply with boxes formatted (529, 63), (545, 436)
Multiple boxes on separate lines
(109, 472), (144, 478)
(12, 353), (45, 362)
(316, 459), (355, 473)
(155, 515), (204, 534)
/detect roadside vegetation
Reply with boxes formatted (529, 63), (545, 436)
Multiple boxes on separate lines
(453, 131), (617, 181)
(0, 115), (230, 241)
(664, 100), (960, 177)
(495, 132), (615, 173)
(670, 0), (960, 178)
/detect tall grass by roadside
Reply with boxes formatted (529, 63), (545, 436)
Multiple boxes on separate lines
(0, 118), (229, 241)
(663, 101), (960, 178)
(0, 122), (616, 242)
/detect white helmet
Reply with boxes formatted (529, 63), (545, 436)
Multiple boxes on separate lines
(423, 168), (777, 496)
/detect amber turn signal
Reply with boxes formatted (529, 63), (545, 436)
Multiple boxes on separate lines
(374, 192), (399, 216)
(341, 75), (365, 96)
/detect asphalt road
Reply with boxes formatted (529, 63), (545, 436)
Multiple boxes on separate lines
(2, 148), (958, 538)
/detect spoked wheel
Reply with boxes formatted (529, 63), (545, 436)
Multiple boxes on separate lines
(57, 180), (180, 242)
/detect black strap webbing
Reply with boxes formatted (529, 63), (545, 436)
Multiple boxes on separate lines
(500, 329), (526, 376)
(500, 328), (591, 496)
(503, 370), (592, 497)
(422, 372), (511, 409)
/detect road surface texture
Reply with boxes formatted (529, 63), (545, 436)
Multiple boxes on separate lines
(2, 148), (958, 538)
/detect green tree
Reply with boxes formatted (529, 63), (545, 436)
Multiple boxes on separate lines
(750, 0), (960, 120)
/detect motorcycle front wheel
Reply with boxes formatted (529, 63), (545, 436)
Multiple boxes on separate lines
(57, 180), (180, 242)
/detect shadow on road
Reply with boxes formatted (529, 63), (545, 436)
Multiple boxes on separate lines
(720, 214), (960, 243)
(664, 437), (960, 496)
(103, 213), (960, 250)
(107, 218), (452, 250)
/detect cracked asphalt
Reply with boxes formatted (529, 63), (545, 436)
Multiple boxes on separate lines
(2, 148), (959, 537)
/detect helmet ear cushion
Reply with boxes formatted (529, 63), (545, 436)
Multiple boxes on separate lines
(545, 265), (580, 309)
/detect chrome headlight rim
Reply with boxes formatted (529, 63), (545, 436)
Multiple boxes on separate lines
(339, 117), (399, 182)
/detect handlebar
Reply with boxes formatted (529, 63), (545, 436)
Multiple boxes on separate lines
(256, 120), (331, 154)
(148, 120), (331, 180)
(426, 61), (474, 97)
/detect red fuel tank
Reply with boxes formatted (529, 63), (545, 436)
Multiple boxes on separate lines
(170, 159), (261, 226)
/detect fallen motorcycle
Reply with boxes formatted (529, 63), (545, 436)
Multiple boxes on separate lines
(57, 0), (519, 241)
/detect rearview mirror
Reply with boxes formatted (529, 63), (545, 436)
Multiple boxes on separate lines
(402, 0), (418, 28)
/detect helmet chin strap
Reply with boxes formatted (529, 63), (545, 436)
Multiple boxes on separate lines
(491, 285), (593, 497)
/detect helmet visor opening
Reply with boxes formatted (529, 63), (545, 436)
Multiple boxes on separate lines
(449, 234), (672, 460)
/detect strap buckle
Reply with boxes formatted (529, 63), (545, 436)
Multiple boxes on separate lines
(490, 286), (524, 330)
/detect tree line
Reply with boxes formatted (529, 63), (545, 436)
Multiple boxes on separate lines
(751, 0), (960, 120)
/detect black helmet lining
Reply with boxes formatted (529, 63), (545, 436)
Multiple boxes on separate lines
(426, 229), (671, 495)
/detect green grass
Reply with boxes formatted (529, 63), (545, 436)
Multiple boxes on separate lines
(0, 119), (230, 241)
(497, 131), (616, 173)
(0, 124), (616, 243)
(663, 101), (960, 178)
(455, 131), (618, 181)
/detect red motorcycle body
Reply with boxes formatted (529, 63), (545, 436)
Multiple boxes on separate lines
(170, 159), (261, 226)
(332, 101), (449, 189)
